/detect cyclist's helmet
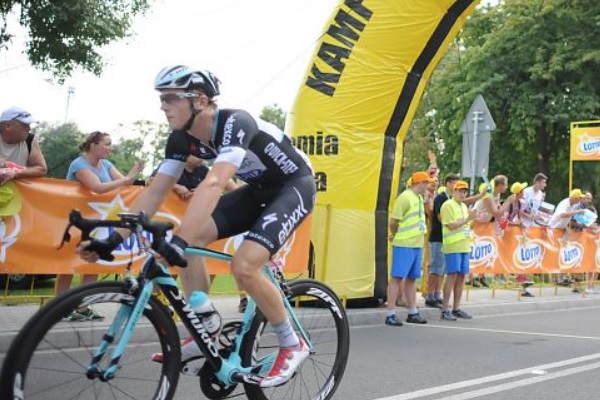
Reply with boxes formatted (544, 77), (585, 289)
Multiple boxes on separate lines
(154, 65), (221, 98)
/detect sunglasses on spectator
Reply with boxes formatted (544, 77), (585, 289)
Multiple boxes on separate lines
(159, 92), (199, 104)
(12, 112), (31, 121)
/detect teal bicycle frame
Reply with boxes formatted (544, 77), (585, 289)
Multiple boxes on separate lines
(87, 245), (312, 386)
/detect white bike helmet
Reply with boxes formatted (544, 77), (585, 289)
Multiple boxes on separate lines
(154, 65), (221, 98)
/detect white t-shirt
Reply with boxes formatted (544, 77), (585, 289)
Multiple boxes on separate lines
(548, 198), (579, 229)
(522, 187), (545, 228)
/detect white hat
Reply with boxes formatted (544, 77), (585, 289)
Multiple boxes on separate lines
(0, 107), (37, 125)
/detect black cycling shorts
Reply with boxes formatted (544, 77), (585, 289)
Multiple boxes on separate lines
(212, 174), (316, 255)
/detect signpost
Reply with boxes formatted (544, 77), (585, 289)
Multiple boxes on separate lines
(460, 94), (496, 194)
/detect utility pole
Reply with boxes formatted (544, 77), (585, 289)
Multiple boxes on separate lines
(65, 86), (75, 123)
(469, 111), (484, 195)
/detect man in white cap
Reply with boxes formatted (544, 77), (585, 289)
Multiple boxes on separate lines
(0, 106), (47, 183)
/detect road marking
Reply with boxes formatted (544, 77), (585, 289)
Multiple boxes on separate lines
(412, 323), (600, 341)
(437, 361), (600, 400)
(374, 353), (600, 400)
(474, 304), (600, 319)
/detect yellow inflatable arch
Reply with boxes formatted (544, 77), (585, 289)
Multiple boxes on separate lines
(287, 0), (481, 302)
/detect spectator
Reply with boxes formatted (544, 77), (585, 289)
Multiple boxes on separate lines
(508, 182), (535, 297)
(549, 188), (586, 289)
(385, 171), (432, 326)
(0, 106), (47, 182)
(440, 180), (477, 321)
(0, 107), (47, 288)
(522, 173), (548, 228)
(425, 173), (459, 308)
(570, 190), (598, 294)
(548, 189), (585, 230)
(472, 174), (516, 286)
(57, 131), (144, 321)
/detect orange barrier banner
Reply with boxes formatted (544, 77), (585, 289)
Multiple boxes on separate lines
(0, 179), (310, 276)
(470, 224), (599, 274)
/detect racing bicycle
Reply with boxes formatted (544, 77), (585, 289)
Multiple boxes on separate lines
(0, 210), (350, 399)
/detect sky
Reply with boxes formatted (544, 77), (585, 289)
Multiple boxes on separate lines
(0, 0), (339, 138)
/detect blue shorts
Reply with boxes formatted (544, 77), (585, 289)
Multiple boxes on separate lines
(444, 252), (470, 275)
(429, 242), (444, 275)
(391, 246), (423, 279)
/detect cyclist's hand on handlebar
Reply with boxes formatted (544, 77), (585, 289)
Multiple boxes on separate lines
(76, 232), (124, 262)
(155, 235), (188, 268)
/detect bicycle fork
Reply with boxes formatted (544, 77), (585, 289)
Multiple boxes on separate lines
(86, 279), (153, 381)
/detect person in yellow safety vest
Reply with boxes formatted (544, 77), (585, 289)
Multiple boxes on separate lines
(385, 171), (433, 327)
(440, 180), (478, 321)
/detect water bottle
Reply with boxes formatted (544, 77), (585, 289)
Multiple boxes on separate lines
(188, 291), (221, 337)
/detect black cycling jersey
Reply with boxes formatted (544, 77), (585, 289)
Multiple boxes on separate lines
(157, 108), (315, 255)
(159, 109), (312, 187)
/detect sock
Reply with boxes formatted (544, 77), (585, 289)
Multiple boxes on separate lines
(434, 292), (442, 301)
(273, 318), (300, 348)
(386, 310), (396, 318)
(408, 307), (418, 315)
(426, 293), (434, 301)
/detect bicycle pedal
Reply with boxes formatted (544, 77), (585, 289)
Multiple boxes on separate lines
(237, 373), (263, 386)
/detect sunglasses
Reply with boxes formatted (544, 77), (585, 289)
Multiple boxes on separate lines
(159, 92), (199, 104)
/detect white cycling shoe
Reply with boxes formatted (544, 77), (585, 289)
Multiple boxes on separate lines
(260, 338), (310, 388)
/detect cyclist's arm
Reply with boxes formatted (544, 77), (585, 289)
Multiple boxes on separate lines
(113, 172), (178, 237)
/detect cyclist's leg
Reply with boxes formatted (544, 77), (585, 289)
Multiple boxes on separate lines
(232, 175), (315, 387)
(232, 240), (285, 323)
(178, 219), (218, 296)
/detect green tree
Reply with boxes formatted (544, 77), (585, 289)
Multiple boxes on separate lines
(1, 0), (152, 81)
(110, 137), (146, 177)
(417, 0), (600, 203)
(38, 122), (85, 178)
(114, 120), (169, 174)
(260, 104), (286, 130)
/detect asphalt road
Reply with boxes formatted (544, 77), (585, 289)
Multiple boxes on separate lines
(2, 303), (599, 399)
(335, 304), (600, 400)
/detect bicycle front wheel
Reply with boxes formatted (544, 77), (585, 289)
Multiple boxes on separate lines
(0, 281), (181, 400)
(241, 279), (350, 400)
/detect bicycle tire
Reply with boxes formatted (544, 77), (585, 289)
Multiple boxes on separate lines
(240, 279), (350, 400)
(0, 281), (181, 400)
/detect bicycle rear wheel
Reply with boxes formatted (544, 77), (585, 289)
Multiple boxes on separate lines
(241, 279), (350, 400)
(0, 281), (181, 400)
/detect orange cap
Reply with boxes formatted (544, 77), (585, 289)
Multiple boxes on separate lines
(454, 181), (469, 191)
(411, 171), (434, 184)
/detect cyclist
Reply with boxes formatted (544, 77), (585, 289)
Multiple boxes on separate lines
(77, 65), (315, 388)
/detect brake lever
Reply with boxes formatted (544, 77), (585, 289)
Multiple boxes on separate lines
(57, 222), (73, 250)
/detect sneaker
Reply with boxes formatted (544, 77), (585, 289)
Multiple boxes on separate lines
(260, 338), (310, 388)
(63, 311), (87, 322)
(151, 337), (203, 363)
(520, 291), (534, 297)
(385, 314), (403, 327)
(452, 309), (473, 319)
(585, 288), (596, 295)
(425, 299), (441, 309)
(406, 313), (427, 324)
(441, 310), (457, 321)
(572, 288), (581, 293)
(469, 279), (481, 288)
(79, 308), (104, 321)
(435, 299), (444, 307)
(238, 297), (248, 313)
(479, 278), (489, 288)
